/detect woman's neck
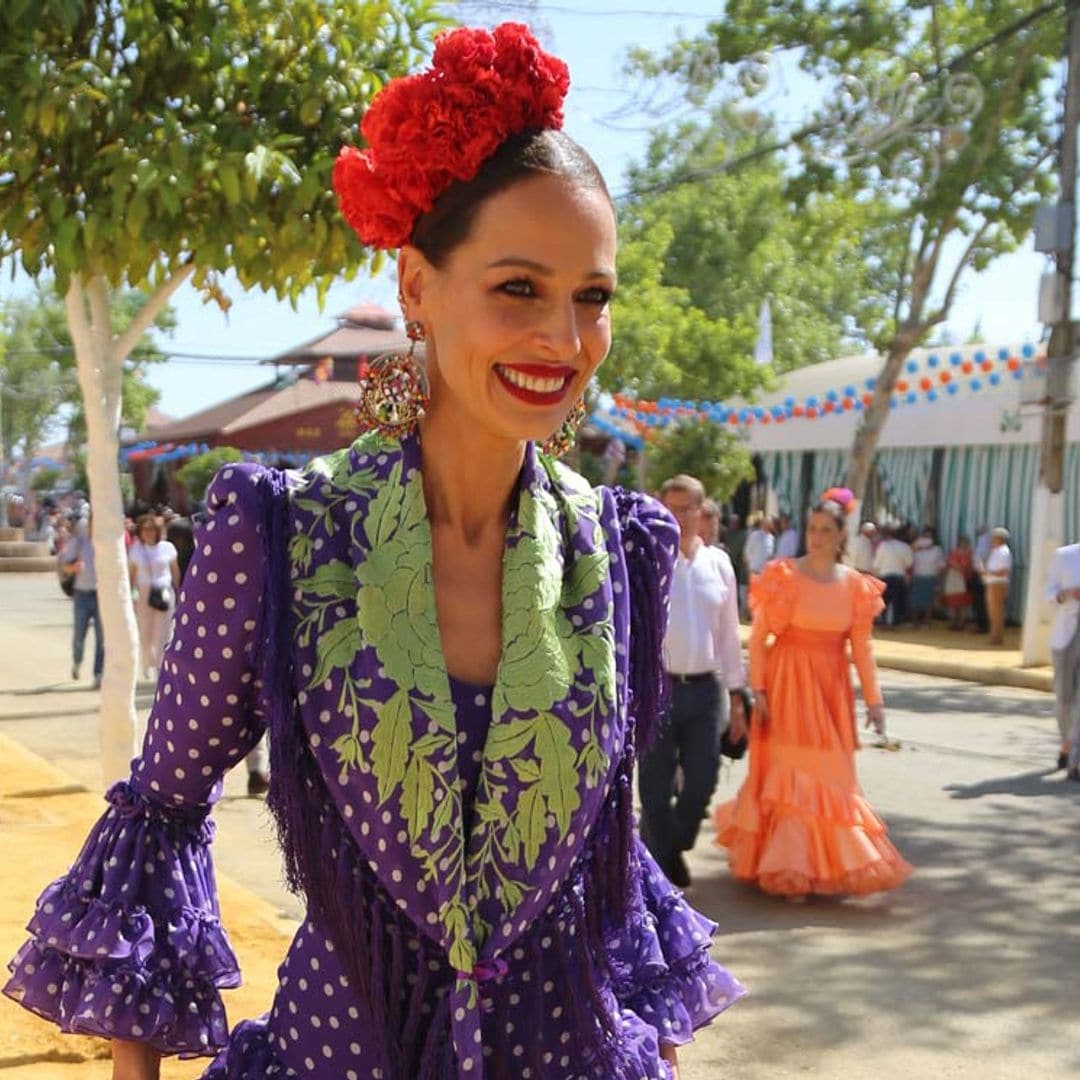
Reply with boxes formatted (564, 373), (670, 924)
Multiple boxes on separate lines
(802, 552), (838, 579)
(418, 402), (525, 543)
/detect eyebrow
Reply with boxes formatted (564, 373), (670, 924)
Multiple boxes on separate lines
(486, 256), (616, 280)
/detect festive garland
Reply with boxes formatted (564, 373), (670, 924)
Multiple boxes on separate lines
(595, 345), (1046, 439)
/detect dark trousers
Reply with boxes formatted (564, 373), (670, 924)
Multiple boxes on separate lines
(639, 676), (722, 869)
(968, 574), (989, 632)
(882, 574), (908, 626)
(72, 589), (104, 677)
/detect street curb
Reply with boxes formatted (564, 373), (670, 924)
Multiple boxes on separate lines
(872, 654), (1053, 693)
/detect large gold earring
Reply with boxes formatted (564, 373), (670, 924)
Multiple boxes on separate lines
(354, 319), (429, 439)
(540, 397), (586, 458)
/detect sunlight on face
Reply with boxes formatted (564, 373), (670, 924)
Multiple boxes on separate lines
(805, 510), (841, 556)
(662, 491), (702, 543)
(402, 173), (617, 444)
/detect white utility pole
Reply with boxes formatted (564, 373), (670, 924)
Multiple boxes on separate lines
(1022, 0), (1080, 666)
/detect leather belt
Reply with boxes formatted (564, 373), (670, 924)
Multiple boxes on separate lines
(667, 671), (714, 684)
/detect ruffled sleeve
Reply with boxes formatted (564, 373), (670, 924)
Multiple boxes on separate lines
(747, 558), (796, 691)
(3, 463), (274, 1055)
(849, 570), (886, 707)
(608, 838), (746, 1051)
(612, 489), (678, 755)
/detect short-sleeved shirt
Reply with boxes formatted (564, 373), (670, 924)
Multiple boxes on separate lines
(129, 539), (177, 588)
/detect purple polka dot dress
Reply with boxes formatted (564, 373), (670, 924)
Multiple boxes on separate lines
(5, 436), (745, 1078)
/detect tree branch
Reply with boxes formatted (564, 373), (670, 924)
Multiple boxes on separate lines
(113, 260), (195, 361)
(929, 154), (1055, 329)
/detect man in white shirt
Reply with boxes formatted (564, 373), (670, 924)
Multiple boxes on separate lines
(872, 526), (914, 627)
(851, 521), (878, 573)
(640, 474), (748, 888)
(983, 526), (1012, 645)
(774, 513), (800, 559)
(1044, 542), (1080, 776)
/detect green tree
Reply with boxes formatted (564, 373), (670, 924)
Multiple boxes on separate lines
(645, 420), (755, 501)
(0, 0), (440, 783)
(0, 286), (173, 469)
(176, 446), (244, 505)
(604, 107), (878, 402)
(631, 1), (1061, 499)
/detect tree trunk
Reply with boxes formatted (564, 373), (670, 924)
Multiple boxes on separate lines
(843, 332), (920, 504)
(67, 275), (141, 786)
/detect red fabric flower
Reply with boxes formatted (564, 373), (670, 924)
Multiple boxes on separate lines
(333, 24), (571, 250)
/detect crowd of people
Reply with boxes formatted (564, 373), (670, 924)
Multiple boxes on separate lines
(710, 510), (1015, 645)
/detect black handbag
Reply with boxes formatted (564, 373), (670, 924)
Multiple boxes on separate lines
(720, 688), (753, 760)
(147, 585), (172, 611)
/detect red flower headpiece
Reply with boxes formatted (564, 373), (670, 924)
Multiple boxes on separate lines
(820, 486), (857, 514)
(333, 23), (571, 250)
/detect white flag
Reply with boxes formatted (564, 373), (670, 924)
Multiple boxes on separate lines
(754, 298), (773, 366)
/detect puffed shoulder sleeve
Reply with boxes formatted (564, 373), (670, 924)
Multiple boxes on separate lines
(611, 489), (678, 755)
(852, 569), (887, 634)
(2, 462), (280, 1056)
(749, 557), (797, 634)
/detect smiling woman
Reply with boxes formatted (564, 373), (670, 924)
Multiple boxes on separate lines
(5, 23), (744, 1080)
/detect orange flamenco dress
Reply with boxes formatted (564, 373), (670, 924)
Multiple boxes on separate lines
(713, 559), (911, 897)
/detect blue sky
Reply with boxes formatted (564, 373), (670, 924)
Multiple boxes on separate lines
(1, 0), (1054, 423)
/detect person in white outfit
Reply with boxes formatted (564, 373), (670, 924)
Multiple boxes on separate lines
(851, 521), (878, 573)
(1045, 542), (1080, 778)
(128, 515), (180, 681)
(640, 474), (748, 888)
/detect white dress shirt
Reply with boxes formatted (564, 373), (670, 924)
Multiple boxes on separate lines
(851, 534), (875, 573)
(872, 539), (914, 578)
(775, 527), (800, 559)
(983, 544), (1011, 585)
(1044, 543), (1080, 651)
(743, 528), (774, 575)
(912, 542), (945, 577)
(663, 541), (747, 688)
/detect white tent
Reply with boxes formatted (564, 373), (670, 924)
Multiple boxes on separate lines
(736, 343), (1079, 622)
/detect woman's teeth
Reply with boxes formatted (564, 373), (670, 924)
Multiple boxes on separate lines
(497, 366), (568, 393)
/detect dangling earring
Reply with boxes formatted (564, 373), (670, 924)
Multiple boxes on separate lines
(354, 316), (429, 439)
(540, 397), (586, 458)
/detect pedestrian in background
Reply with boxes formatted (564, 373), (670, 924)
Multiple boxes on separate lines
(59, 514), (103, 690)
(774, 512), (799, 560)
(725, 512), (749, 618)
(983, 526), (1012, 646)
(699, 497), (722, 546)
(1044, 541), (1080, 776)
(909, 527), (946, 627)
(943, 535), (974, 630)
(872, 524), (914, 627)
(851, 521), (878, 574)
(970, 523), (992, 632)
(640, 474), (747, 887)
(128, 514), (180, 680)
(743, 512), (775, 587)
(714, 487), (911, 898)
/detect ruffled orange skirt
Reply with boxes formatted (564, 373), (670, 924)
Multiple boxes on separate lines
(714, 629), (910, 897)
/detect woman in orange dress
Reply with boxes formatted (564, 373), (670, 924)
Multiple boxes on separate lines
(713, 488), (911, 897)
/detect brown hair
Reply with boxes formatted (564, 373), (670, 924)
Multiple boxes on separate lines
(410, 129), (612, 268)
(136, 514), (163, 544)
(659, 474), (706, 505)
